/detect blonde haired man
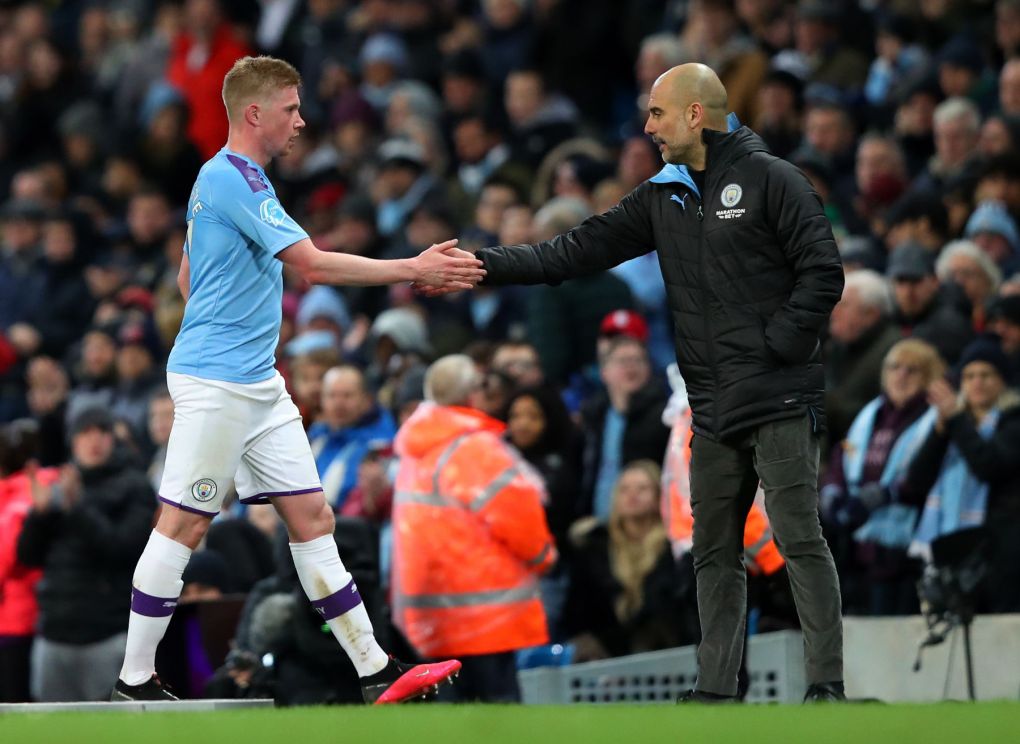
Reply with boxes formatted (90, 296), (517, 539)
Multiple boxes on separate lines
(112, 56), (474, 703)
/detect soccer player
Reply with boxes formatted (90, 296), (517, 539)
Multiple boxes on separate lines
(111, 56), (480, 703)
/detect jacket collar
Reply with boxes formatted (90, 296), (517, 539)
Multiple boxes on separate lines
(647, 112), (742, 197)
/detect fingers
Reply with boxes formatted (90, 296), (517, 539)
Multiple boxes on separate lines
(441, 246), (482, 262)
(427, 238), (460, 253)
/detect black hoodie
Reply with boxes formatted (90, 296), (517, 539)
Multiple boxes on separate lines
(17, 451), (156, 644)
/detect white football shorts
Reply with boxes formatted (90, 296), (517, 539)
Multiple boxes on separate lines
(159, 371), (321, 515)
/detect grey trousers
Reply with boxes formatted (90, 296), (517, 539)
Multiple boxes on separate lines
(30, 632), (127, 702)
(690, 414), (842, 695)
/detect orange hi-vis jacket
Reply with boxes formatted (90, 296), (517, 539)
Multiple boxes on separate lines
(392, 403), (557, 657)
(662, 408), (785, 576)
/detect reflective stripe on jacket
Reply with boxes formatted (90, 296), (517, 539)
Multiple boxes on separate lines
(393, 403), (556, 657)
(661, 408), (784, 576)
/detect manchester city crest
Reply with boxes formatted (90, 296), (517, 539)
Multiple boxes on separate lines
(191, 478), (218, 502)
(721, 183), (742, 207)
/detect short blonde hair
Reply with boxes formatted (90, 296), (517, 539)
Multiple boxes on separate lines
(882, 338), (946, 389)
(222, 56), (302, 121)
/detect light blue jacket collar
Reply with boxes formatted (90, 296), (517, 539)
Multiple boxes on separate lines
(647, 112), (742, 197)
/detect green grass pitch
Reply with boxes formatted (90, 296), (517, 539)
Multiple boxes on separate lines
(2, 703), (1019, 744)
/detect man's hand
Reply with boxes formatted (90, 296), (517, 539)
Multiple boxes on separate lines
(409, 239), (485, 292)
(57, 464), (82, 510)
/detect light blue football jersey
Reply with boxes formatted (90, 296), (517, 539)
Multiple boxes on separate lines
(167, 148), (308, 383)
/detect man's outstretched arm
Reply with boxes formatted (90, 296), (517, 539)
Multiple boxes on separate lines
(475, 183), (655, 286)
(279, 237), (484, 291)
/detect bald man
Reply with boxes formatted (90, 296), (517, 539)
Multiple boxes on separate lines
(467, 64), (846, 702)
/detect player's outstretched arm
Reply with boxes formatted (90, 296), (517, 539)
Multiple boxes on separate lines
(278, 237), (485, 290)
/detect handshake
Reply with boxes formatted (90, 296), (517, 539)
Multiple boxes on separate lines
(409, 239), (486, 297)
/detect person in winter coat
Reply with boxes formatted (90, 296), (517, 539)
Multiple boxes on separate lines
(579, 335), (669, 522)
(392, 355), (557, 702)
(460, 63), (845, 702)
(307, 365), (396, 511)
(820, 339), (945, 616)
(564, 460), (693, 661)
(0, 419), (57, 702)
(900, 337), (1020, 613)
(503, 385), (581, 639)
(16, 406), (156, 701)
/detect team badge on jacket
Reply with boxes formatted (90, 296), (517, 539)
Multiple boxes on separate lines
(721, 183), (742, 207)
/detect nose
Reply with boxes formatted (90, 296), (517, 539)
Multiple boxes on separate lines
(644, 117), (654, 136)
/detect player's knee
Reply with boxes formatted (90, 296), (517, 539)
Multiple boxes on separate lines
(313, 502), (336, 537)
(155, 505), (211, 550)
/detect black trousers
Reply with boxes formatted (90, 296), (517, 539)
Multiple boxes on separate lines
(0, 636), (33, 702)
(689, 413), (843, 695)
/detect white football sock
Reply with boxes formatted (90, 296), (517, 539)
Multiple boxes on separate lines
(290, 534), (388, 677)
(119, 530), (192, 686)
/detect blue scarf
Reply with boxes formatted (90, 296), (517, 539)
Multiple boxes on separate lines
(909, 410), (998, 561)
(846, 397), (938, 549)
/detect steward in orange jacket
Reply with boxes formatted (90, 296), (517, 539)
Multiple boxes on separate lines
(661, 367), (784, 577)
(393, 394), (557, 661)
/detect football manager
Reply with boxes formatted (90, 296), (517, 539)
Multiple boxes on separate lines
(466, 63), (846, 702)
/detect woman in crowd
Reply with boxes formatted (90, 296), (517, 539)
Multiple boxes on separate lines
(562, 460), (690, 660)
(503, 385), (580, 639)
(821, 339), (944, 615)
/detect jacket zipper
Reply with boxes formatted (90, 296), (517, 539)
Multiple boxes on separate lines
(696, 180), (715, 434)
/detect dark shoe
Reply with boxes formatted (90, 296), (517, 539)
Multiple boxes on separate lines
(803, 682), (846, 703)
(676, 688), (737, 704)
(111, 675), (178, 701)
(361, 656), (461, 705)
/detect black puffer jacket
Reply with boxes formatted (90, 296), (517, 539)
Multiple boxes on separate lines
(477, 127), (844, 440)
(16, 453), (156, 644)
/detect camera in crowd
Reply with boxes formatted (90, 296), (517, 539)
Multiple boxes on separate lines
(916, 527), (990, 624)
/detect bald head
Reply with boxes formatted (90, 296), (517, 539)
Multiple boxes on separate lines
(645, 63), (729, 168)
(656, 63), (728, 120)
(425, 354), (481, 407)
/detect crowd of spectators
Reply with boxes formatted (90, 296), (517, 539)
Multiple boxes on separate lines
(3, 0), (1020, 703)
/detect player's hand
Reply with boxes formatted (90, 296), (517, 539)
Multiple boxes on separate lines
(410, 239), (485, 290)
(410, 282), (456, 298)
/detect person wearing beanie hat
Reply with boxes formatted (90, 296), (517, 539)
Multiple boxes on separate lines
(954, 334), (1012, 384)
(964, 200), (1020, 270)
(887, 242), (975, 365)
(900, 334), (1020, 611)
(179, 550), (232, 601)
(17, 400), (157, 702)
(296, 286), (351, 338)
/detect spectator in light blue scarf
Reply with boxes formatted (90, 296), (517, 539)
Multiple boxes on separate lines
(900, 336), (1020, 612)
(820, 338), (944, 615)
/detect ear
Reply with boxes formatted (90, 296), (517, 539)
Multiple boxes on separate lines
(688, 102), (703, 129)
(244, 103), (260, 127)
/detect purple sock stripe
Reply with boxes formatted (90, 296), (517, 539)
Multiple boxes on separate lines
(131, 587), (179, 618)
(311, 578), (363, 620)
(158, 495), (218, 517)
(240, 486), (322, 505)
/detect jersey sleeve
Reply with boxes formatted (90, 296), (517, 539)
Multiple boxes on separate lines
(213, 171), (309, 257)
